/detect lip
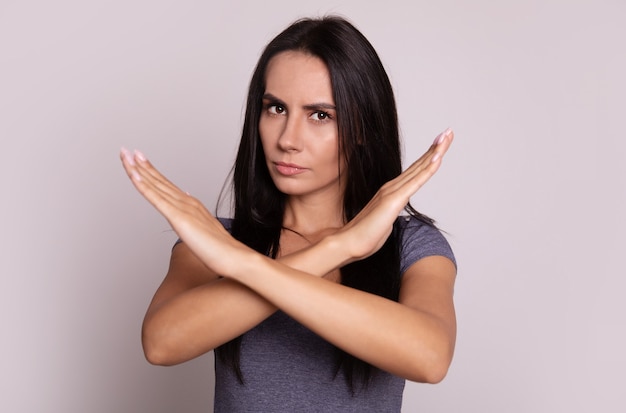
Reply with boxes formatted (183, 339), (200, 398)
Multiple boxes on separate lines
(273, 162), (308, 176)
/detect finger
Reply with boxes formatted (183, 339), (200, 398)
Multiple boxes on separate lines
(121, 148), (191, 217)
(418, 127), (453, 166)
(129, 151), (205, 217)
(120, 147), (143, 183)
(120, 149), (170, 206)
(132, 150), (191, 203)
(385, 128), (454, 192)
(399, 131), (444, 171)
(430, 128), (454, 163)
(400, 128), (454, 194)
(129, 170), (194, 225)
(401, 128), (453, 177)
(354, 129), (451, 218)
(404, 129), (453, 185)
(120, 149), (223, 244)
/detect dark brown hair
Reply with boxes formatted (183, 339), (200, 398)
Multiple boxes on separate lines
(220, 15), (432, 392)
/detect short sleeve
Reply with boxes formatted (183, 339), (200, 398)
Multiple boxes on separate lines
(217, 217), (233, 233)
(397, 215), (456, 274)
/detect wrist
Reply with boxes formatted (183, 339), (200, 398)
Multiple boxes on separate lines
(227, 248), (267, 283)
(321, 232), (354, 269)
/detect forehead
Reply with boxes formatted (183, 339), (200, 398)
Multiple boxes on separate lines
(264, 51), (333, 102)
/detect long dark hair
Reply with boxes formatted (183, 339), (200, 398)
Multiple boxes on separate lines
(218, 16), (432, 392)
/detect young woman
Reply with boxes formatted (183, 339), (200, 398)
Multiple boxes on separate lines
(121, 16), (456, 412)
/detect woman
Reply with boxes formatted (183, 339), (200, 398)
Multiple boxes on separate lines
(121, 16), (456, 412)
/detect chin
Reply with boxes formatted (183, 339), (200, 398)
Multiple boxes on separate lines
(272, 182), (308, 196)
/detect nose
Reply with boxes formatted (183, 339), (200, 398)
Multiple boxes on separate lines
(277, 115), (303, 152)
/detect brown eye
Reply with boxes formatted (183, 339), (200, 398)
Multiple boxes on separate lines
(310, 111), (330, 122)
(268, 104), (285, 115)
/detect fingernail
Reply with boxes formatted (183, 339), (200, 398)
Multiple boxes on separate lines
(431, 152), (441, 163)
(131, 170), (142, 181)
(134, 150), (147, 163)
(434, 133), (445, 145)
(121, 147), (135, 166)
(435, 128), (452, 145)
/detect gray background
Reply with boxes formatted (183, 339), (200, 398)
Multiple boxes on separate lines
(1, 0), (624, 412)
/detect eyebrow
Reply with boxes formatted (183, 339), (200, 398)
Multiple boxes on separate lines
(262, 93), (336, 111)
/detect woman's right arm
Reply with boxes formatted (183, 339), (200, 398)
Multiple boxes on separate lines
(142, 233), (343, 365)
(141, 241), (272, 365)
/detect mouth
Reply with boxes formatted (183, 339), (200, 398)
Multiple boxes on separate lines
(273, 162), (307, 176)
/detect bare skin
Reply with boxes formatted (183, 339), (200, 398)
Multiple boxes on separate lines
(120, 51), (456, 384)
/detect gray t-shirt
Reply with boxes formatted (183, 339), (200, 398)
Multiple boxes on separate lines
(213, 216), (455, 412)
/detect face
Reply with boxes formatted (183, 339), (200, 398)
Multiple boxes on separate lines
(259, 51), (345, 200)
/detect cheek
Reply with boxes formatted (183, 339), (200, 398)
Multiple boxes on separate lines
(313, 141), (342, 177)
(321, 133), (341, 164)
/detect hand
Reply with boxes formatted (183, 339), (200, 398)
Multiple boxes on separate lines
(335, 128), (454, 262)
(120, 148), (250, 277)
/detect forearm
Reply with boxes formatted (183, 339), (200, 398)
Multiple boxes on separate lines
(231, 253), (456, 383)
(143, 235), (349, 365)
(142, 276), (276, 365)
(277, 233), (350, 276)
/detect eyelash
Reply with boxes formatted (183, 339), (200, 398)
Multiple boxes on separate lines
(264, 103), (333, 124)
(310, 111), (332, 123)
(265, 103), (286, 115)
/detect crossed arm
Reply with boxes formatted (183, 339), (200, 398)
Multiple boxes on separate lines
(121, 129), (456, 383)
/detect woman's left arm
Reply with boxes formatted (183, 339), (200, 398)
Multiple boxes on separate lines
(236, 128), (456, 382)
(229, 246), (456, 383)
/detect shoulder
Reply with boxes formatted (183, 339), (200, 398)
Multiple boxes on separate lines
(395, 215), (456, 274)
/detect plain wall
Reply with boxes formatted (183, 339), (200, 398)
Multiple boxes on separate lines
(1, 0), (624, 412)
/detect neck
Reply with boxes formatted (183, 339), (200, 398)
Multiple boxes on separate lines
(282, 194), (344, 236)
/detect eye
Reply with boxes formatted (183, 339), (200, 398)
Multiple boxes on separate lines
(310, 111), (331, 122)
(267, 104), (286, 115)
